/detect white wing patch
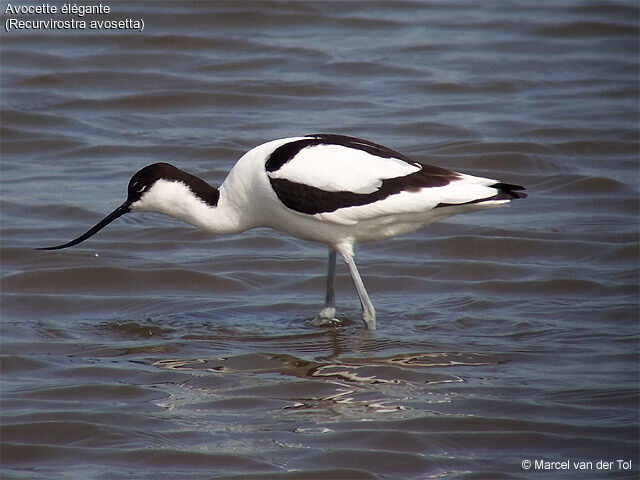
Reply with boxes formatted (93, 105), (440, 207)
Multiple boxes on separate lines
(268, 144), (420, 193)
(315, 173), (503, 226)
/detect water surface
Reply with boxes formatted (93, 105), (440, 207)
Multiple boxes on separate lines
(1, 1), (638, 479)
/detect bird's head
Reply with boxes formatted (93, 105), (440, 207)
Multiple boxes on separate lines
(37, 163), (219, 250)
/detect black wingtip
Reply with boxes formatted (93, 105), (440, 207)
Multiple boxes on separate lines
(492, 183), (527, 200)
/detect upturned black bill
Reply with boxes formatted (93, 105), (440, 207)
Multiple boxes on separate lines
(37, 201), (131, 250)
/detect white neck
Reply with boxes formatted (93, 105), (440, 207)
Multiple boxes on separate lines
(130, 179), (249, 235)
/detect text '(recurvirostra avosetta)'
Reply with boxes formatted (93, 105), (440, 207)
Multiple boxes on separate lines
(3, 4), (144, 32)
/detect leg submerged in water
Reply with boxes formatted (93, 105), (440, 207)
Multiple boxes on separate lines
(335, 243), (376, 330)
(313, 248), (338, 325)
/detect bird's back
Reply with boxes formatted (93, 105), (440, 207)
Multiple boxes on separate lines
(218, 134), (525, 244)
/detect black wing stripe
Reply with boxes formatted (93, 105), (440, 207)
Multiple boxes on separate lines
(270, 163), (459, 215)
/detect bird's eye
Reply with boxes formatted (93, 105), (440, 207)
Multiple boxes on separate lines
(132, 182), (146, 193)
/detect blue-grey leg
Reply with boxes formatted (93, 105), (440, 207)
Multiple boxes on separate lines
(324, 248), (336, 313)
(313, 248), (337, 324)
(334, 242), (376, 330)
(342, 253), (376, 330)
